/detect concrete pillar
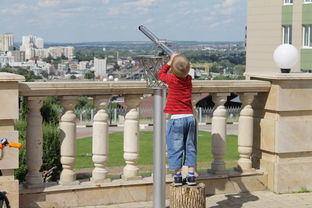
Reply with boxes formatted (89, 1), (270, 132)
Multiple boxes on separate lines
(248, 73), (312, 193)
(59, 96), (79, 185)
(25, 97), (44, 188)
(0, 72), (24, 208)
(91, 95), (111, 183)
(211, 93), (229, 174)
(122, 94), (142, 180)
(237, 93), (257, 172)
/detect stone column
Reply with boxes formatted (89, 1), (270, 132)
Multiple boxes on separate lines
(211, 93), (229, 174)
(122, 94), (142, 180)
(25, 97), (44, 188)
(247, 73), (312, 193)
(236, 93), (257, 172)
(0, 72), (24, 208)
(91, 95), (111, 183)
(59, 96), (79, 185)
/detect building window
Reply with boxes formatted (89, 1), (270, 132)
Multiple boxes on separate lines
(284, 0), (293, 5)
(303, 25), (312, 47)
(282, 25), (292, 44)
(304, 0), (312, 4)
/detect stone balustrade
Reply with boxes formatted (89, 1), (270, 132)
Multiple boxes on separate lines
(1, 69), (312, 208)
(18, 80), (271, 188)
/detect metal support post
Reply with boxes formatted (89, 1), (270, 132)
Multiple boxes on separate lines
(153, 88), (166, 208)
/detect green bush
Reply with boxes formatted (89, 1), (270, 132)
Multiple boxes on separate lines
(14, 120), (27, 182)
(40, 96), (62, 125)
(15, 120), (61, 182)
(41, 123), (61, 181)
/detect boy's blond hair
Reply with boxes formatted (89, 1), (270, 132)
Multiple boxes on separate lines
(171, 55), (190, 78)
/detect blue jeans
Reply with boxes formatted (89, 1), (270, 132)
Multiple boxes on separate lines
(166, 116), (197, 170)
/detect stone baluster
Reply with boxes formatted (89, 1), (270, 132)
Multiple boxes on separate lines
(25, 97), (44, 188)
(59, 96), (79, 185)
(211, 93), (229, 174)
(91, 95), (111, 183)
(237, 93), (257, 172)
(122, 94), (142, 180)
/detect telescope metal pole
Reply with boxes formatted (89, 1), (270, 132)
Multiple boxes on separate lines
(153, 88), (166, 208)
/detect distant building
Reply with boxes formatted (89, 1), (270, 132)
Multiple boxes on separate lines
(48, 47), (74, 59)
(78, 61), (89, 70)
(21, 35), (44, 49)
(35, 37), (44, 49)
(63, 47), (74, 58)
(94, 57), (107, 78)
(0, 33), (14, 51)
(0, 52), (14, 66)
(58, 63), (69, 72)
(8, 50), (25, 62)
(246, 0), (312, 73)
(34, 48), (49, 59)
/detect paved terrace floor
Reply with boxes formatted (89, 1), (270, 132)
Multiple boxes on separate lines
(78, 191), (312, 208)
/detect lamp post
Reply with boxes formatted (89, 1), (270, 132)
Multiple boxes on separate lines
(273, 44), (299, 73)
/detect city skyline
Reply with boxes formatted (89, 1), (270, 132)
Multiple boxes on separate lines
(0, 0), (247, 43)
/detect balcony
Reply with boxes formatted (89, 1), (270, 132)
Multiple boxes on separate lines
(1, 72), (312, 207)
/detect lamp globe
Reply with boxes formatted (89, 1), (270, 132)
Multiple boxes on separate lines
(273, 44), (299, 73)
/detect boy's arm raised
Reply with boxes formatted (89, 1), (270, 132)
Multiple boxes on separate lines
(158, 64), (171, 83)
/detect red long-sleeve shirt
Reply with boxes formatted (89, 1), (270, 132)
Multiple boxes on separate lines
(158, 64), (193, 114)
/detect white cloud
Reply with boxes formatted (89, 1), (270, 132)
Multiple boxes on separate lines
(124, 0), (157, 7)
(0, 4), (30, 16)
(219, 7), (237, 15)
(136, 7), (150, 14)
(107, 8), (120, 16)
(123, 0), (160, 15)
(209, 18), (234, 29)
(215, 0), (240, 8)
(60, 6), (91, 13)
(102, 0), (110, 4)
(145, 18), (153, 23)
(211, 0), (240, 16)
(38, 0), (61, 8)
(176, 1), (190, 8)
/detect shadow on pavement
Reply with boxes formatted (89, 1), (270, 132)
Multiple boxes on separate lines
(209, 192), (259, 208)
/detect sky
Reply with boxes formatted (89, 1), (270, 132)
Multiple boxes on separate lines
(0, 0), (247, 43)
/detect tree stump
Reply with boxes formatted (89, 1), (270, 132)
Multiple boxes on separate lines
(169, 183), (206, 208)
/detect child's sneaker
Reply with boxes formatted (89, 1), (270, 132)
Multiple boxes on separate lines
(173, 175), (183, 186)
(185, 175), (197, 186)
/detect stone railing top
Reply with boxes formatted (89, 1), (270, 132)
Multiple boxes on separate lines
(245, 72), (312, 80)
(0, 72), (25, 82)
(18, 80), (271, 97)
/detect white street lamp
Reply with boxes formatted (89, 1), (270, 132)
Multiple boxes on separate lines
(273, 44), (299, 73)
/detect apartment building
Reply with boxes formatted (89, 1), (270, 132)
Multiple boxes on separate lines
(94, 57), (107, 78)
(0, 33), (13, 51)
(246, 0), (312, 73)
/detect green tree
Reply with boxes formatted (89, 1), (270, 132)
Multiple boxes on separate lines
(75, 96), (94, 110)
(40, 96), (62, 125)
(41, 71), (48, 79)
(84, 71), (95, 80)
(42, 55), (53, 63)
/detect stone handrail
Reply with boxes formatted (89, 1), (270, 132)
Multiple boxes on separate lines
(19, 80), (271, 96)
(18, 80), (271, 188)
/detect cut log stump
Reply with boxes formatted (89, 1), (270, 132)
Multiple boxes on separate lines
(169, 183), (206, 208)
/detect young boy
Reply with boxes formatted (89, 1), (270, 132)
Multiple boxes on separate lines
(158, 53), (197, 186)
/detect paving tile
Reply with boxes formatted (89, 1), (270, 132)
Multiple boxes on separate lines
(78, 191), (312, 208)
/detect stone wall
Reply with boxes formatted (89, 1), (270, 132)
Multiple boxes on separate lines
(0, 72), (25, 208)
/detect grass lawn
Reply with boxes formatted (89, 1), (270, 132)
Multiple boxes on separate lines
(75, 131), (239, 171)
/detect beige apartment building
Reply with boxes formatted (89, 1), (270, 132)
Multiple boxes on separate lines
(0, 33), (13, 51)
(246, 0), (312, 73)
